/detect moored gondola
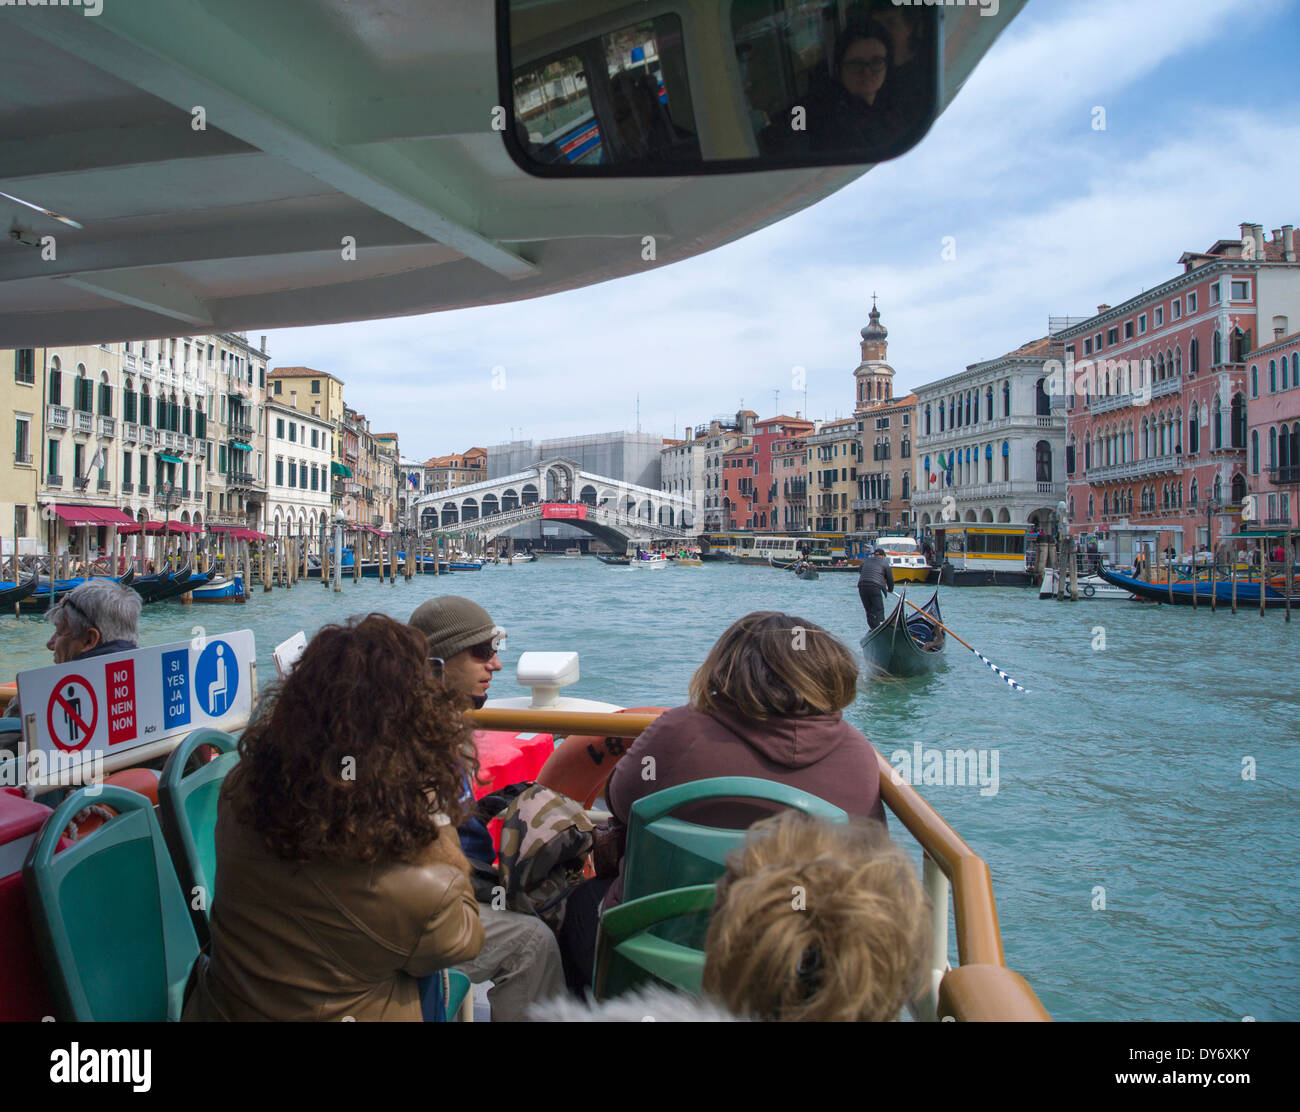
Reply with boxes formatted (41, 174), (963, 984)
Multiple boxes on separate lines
(0, 572), (41, 609)
(1097, 562), (1300, 609)
(860, 589), (946, 677)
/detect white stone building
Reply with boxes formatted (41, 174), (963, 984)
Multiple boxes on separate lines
(265, 402), (332, 542)
(912, 337), (1067, 530)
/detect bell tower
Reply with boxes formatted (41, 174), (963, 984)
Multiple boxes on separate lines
(854, 294), (896, 414)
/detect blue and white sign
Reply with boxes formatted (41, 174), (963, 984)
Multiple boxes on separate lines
(8, 629), (256, 785)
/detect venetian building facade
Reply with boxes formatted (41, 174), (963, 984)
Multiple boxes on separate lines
(851, 302), (916, 530)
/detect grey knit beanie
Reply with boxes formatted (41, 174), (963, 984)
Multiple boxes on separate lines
(409, 596), (498, 661)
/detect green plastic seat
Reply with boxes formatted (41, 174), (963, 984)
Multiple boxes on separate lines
(443, 968), (472, 1021)
(23, 784), (200, 1021)
(593, 884), (716, 1002)
(158, 728), (239, 942)
(622, 776), (848, 905)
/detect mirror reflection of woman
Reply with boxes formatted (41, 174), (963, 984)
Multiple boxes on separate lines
(805, 18), (896, 155)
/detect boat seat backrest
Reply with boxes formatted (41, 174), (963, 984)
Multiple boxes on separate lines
(158, 728), (240, 943)
(23, 785), (199, 1021)
(594, 884), (716, 1002)
(622, 776), (848, 906)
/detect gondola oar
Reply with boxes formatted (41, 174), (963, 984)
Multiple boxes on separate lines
(889, 592), (1028, 694)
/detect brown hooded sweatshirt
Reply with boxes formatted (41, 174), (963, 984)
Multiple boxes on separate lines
(603, 701), (885, 907)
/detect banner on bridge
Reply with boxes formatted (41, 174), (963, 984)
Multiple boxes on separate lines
(541, 503), (588, 520)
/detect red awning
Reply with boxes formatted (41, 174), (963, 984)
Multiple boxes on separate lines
(50, 504), (135, 527)
(118, 520), (200, 535)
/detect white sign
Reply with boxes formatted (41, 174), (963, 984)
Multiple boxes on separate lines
(12, 630), (256, 782)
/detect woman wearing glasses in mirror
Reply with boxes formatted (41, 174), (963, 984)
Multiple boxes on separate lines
(184, 613), (484, 1021)
(804, 17), (895, 155)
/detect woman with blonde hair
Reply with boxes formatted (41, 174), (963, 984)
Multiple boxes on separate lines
(557, 611), (884, 991)
(534, 811), (929, 1022)
(184, 613), (484, 1021)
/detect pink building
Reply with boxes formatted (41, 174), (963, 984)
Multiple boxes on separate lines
(1246, 329), (1300, 529)
(1060, 221), (1300, 562)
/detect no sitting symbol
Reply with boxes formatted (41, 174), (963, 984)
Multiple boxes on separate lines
(47, 674), (98, 752)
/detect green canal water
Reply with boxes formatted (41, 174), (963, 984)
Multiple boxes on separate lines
(1, 559), (1295, 1022)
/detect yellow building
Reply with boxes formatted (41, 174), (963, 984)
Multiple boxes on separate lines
(806, 416), (861, 534)
(0, 347), (45, 561)
(268, 366), (346, 507)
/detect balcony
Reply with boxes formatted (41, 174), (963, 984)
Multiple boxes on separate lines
(1264, 516), (1293, 526)
(137, 481), (150, 494)
(72, 410), (94, 435)
(230, 420), (254, 440)
(47, 475), (63, 489)
(163, 431), (183, 451)
(121, 481), (134, 494)
(97, 416), (116, 439)
(1085, 454), (1182, 482)
(852, 498), (884, 511)
(139, 427), (157, 448)
(98, 480), (111, 493)
(47, 405), (69, 429)
(1266, 465), (1300, 485)
(227, 470), (256, 489)
(123, 422), (139, 443)
(14, 452), (32, 466)
(124, 353), (137, 371)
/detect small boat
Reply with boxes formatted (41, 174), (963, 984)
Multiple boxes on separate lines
(187, 575), (246, 603)
(1039, 568), (1135, 601)
(506, 552), (535, 565)
(795, 565), (820, 581)
(449, 560), (485, 571)
(559, 547), (583, 558)
(874, 536), (937, 584)
(860, 590), (946, 677)
(672, 556), (703, 567)
(817, 560), (861, 573)
(629, 554), (670, 570)
(1097, 563), (1300, 609)
(596, 553), (630, 566)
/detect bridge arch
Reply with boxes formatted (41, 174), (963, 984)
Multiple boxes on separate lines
(482, 493), (499, 516)
(461, 497), (478, 521)
(521, 483), (538, 505)
(441, 505), (458, 526)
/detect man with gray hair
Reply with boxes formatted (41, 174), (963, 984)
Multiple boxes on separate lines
(45, 578), (142, 664)
(6, 579), (142, 720)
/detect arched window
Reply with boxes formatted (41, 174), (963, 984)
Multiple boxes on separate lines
(1251, 365), (1258, 397)
(1084, 439), (1092, 469)
(1251, 429), (1259, 475)
(902, 472), (910, 499)
(1231, 393), (1245, 448)
(98, 371), (112, 416)
(1002, 381), (1011, 417)
(1270, 359), (1277, 392)
(1283, 355), (1290, 390)
(1293, 421), (1300, 468)
(924, 405), (931, 435)
(1001, 440), (1010, 481)
(939, 403), (945, 432)
(1212, 395), (1222, 449)
(1190, 337), (1199, 375)
(1212, 330), (1222, 365)
(1231, 474), (1246, 505)
(1174, 408), (1182, 454)
(1088, 494), (1094, 519)
(965, 391), (972, 425)
(1189, 404), (1199, 454)
(985, 386), (993, 420)
(1104, 491), (1110, 515)
(1280, 425), (1291, 472)
(1189, 478), (1198, 506)
(1269, 426), (1277, 468)
(1292, 352), (1299, 387)
(1174, 347), (1182, 377)
(1035, 378), (1050, 416)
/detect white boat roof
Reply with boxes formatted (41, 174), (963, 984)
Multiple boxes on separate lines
(0, 0), (1025, 346)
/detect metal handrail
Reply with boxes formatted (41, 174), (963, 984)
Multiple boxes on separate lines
(465, 706), (1050, 1021)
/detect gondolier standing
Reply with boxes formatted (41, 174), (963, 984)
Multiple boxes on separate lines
(857, 544), (894, 630)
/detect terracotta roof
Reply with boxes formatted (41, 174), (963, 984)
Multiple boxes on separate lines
(1003, 336), (1053, 359)
(1248, 329), (1300, 355)
(268, 366), (344, 383)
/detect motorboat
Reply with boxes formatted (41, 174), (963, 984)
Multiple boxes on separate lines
(873, 536), (937, 584)
(1039, 568), (1136, 601)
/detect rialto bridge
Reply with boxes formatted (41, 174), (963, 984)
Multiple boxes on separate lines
(413, 457), (694, 548)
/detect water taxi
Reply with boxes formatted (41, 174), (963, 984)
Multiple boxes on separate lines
(873, 535), (937, 584)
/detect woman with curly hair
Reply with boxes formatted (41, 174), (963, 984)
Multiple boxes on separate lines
(183, 613), (484, 1021)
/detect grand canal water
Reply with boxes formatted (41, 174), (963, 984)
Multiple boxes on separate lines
(2, 559), (1295, 1022)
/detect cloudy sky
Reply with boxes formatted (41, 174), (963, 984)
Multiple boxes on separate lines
(263, 0), (1300, 461)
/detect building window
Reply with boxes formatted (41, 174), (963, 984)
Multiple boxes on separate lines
(1123, 321), (1133, 340)
(1138, 313), (1147, 334)
(1270, 360), (1277, 392)
(289, 422), (296, 443)
(14, 349), (36, 385)
(15, 416), (31, 464)
(1002, 382), (1011, 417)
(275, 458), (284, 486)
(1251, 430), (1260, 475)
(288, 462), (297, 488)
(1107, 326), (1119, 346)
(1231, 280), (1249, 300)
(311, 380), (321, 394)
(1251, 365), (1258, 397)
(1211, 282), (1221, 304)
(1155, 306), (1164, 327)
(1172, 298), (1182, 320)
(1083, 338), (1093, 355)
(47, 439), (59, 480)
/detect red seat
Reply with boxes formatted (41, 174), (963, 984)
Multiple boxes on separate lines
(0, 791), (69, 1020)
(471, 731), (555, 857)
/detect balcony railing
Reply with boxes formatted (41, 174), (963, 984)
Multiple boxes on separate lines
(98, 480), (112, 493)
(47, 405), (69, 429)
(227, 470), (256, 488)
(123, 422), (139, 443)
(139, 427), (157, 448)
(230, 420), (254, 440)
(852, 498), (883, 511)
(73, 411), (94, 434)
(47, 474), (63, 488)
(121, 481), (134, 494)
(1085, 454), (1182, 482)
(97, 416), (116, 438)
(137, 481), (150, 494)
(1265, 465), (1300, 485)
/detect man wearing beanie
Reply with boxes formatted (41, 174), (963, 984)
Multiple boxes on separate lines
(409, 596), (566, 1020)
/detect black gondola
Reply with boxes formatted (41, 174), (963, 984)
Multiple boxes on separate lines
(0, 573), (41, 609)
(17, 569), (139, 614)
(860, 589), (946, 677)
(596, 553), (630, 566)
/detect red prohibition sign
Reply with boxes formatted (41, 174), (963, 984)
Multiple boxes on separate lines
(47, 674), (98, 753)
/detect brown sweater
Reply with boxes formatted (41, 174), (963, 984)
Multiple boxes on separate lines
(604, 702), (885, 906)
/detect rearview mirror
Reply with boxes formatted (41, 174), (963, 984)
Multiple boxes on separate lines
(498, 1), (942, 176)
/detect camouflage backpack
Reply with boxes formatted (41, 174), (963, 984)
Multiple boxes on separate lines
(472, 782), (595, 932)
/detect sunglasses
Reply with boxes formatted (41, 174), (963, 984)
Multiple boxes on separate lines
(843, 58), (887, 76)
(468, 628), (507, 661)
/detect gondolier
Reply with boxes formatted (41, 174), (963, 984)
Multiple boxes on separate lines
(857, 544), (894, 629)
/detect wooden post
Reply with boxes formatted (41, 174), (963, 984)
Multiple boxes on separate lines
(353, 528), (360, 584)
(1285, 531), (1293, 624)
(1231, 552), (1237, 615)
(1209, 554), (1217, 613)
(1260, 543), (1268, 617)
(321, 519), (330, 587)
(262, 535), (271, 592)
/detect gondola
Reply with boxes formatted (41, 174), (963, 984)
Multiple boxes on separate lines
(860, 589), (946, 677)
(1097, 562), (1300, 609)
(18, 569), (139, 614)
(129, 566), (175, 605)
(0, 572), (41, 609)
(596, 553), (630, 566)
(157, 566), (219, 603)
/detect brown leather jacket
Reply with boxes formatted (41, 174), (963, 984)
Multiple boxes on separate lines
(183, 802), (483, 1022)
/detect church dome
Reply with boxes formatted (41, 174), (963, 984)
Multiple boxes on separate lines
(861, 301), (888, 342)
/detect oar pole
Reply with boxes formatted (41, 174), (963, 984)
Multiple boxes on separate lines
(887, 590), (1028, 694)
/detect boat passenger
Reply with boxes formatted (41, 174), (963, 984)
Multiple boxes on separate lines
(408, 596), (566, 1022)
(183, 614), (484, 1021)
(558, 611), (885, 992)
(533, 811), (928, 1022)
(856, 544), (894, 630)
(6, 579), (142, 720)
